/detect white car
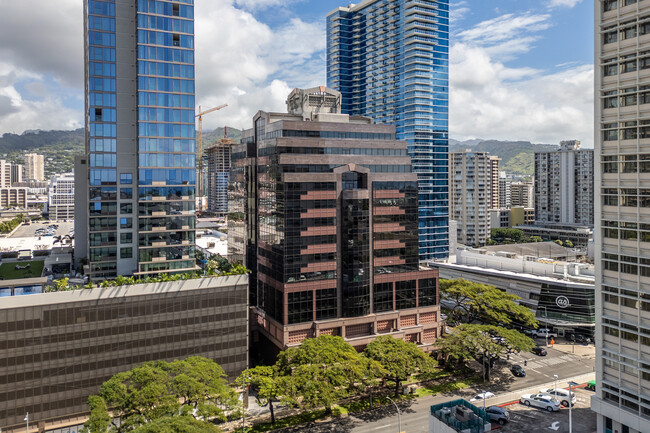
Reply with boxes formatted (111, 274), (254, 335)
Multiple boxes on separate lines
(532, 328), (558, 338)
(539, 388), (577, 407)
(520, 394), (561, 412)
(470, 391), (495, 402)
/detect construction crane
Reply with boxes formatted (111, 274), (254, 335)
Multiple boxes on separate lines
(195, 103), (227, 212)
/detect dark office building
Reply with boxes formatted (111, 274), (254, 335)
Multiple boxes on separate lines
(0, 275), (248, 433)
(206, 139), (232, 215)
(229, 87), (441, 353)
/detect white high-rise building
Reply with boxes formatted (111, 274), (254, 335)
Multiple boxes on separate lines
(534, 140), (594, 226)
(48, 173), (75, 221)
(0, 160), (11, 187)
(498, 171), (511, 208)
(592, 2), (650, 432)
(450, 151), (492, 247)
(25, 153), (45, 181)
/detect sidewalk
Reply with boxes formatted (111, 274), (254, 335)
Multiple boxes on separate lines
(490, 372), (596, 407)
(545, 342), (595, 357)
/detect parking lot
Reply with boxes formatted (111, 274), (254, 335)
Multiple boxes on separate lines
(498, 387), (596, 433)
(10, 221), (74, 239)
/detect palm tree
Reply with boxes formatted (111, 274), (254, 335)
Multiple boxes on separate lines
(53, 235), (63, 246)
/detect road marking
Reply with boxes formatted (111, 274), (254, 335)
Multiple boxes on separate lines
(549, 421), (560, 431)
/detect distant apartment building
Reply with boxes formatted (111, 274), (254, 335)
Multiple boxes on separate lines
(48, 173), (75, 221)
(0, 275), (248, 433)
(490, 206), (534, 229)
(25, 153), (45, 181)
(498, 171), (511, 208)
(0, 160), (11, 187)
(0, 188), (27, 209)
(327, 0), (450, 260)
(206, 140), (231, 216)
(230, 87), (441, 355)
(488, 156), (500, 209)
(450, 151), (492, 246)
(535, 140), (594, 226)
(10, 163), (23, 185)
(510, 181), (534, 208)
(592, 2), (650, 432)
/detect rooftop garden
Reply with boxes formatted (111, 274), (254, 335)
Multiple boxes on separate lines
(46, 255), (248, 293)
(0, 260), (45, 280)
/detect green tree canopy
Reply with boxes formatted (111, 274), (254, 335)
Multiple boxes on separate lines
(554, 239), (564, 246)
(440, 279), (538, 328)
(438, 324), (535, 380)
(490, 228), (524, 244)
(364, 335), (436, 396)
(530, 236), (543, 243)
(275, 335), (382, 415)
(235, 366), (281, 424)
(564, 239), (574, 248)
(85, 357), (238, 433)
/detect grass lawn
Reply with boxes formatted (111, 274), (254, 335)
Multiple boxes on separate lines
(0, 260), (45, 280)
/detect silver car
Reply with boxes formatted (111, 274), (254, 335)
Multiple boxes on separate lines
(520, 394), (561, 412)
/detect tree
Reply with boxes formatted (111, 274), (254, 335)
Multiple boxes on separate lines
(490, 228), (524, 244)
(364, 335), (436, 397)
(438, 324), (535, 381)
(554, 239), (564, 246)
(81, 396), (110, 433)
(275, 335), (379, 415)
(86, 357), (238, 433)
(440, 279), (537, 328)
(564, 239), (574, 248)
(235, 366), (281, 424)
(529, 236), (543, 243)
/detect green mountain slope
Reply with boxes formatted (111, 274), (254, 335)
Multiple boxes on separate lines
(0, 127), (243, 178)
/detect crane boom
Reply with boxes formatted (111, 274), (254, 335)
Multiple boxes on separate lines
(196, 103), (227, 118)
(195, 103), (228, 212)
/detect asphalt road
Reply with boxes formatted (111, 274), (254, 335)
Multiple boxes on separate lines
(268, 345), (595, 433)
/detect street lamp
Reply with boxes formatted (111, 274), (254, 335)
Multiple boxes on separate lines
(481, 390), (488, 413)
(568, 381), (578, 433)
(242, 373), (250, 433)
(386, 396), (401, 433)
(553, 374), (558, 396)
(24, 413), (29, 433)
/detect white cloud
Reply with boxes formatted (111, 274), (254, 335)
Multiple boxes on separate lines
(450, 12), (594, 146)
(548, 0), (583, 9)
(0, 0), (326, 134)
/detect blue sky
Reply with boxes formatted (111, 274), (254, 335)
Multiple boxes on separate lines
(0, 0), (594, 145)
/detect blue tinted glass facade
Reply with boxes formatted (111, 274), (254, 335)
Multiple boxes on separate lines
(327, 0), (449, 260)
(85, 0), (196, 278)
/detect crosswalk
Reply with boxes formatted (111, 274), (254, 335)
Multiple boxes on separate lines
(524, 354), (580, 371)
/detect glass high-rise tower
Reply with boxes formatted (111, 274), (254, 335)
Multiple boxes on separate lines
(76, 0), (197, 279)
(326, 0), (450, 261)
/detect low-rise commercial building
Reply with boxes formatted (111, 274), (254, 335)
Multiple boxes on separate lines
(431, 246), (595, 336)
(0, 187), (27, 209)
(515, 222), (593, 248)
(0, 275), (249, 433)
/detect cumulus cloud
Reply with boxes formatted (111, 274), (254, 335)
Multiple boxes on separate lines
(450, 12), (594, 146)
(0, 0), (325, 134)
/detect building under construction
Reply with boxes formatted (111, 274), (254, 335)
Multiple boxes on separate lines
(207, 138), (232, 215)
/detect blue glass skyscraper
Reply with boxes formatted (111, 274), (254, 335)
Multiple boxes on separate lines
(77, 0), (197, 279)
(327, 0), (449, 260)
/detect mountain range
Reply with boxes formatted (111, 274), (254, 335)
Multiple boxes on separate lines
(0, 129), (558, 177)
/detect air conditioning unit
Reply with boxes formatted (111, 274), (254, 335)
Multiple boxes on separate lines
(455, 405), (473, 422)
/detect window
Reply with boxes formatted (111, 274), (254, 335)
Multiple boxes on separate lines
(120, 233), (132, 244)
(120, 203), (133, 214)
(604, 0), (618, 11)
(120, 217), (132, 229)
(120, 188), (133, 199)
(172, 3), (180, 16)
(120, 247), (133, 259)
(120, 173), (132, 184)
(173, 34), (180, 47)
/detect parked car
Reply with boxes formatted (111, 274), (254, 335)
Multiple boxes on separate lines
(531, 346), (548, 356)
(539, 388), (577, 407)
(575, 334), (592, 344)
(511, 364), (526, 377)
(586, 380), (596, 391)
(485, 406), (509, 425)
(520, 394), (561, 412)
(531, 328), (558, 338)
(470, 391), (495, 402)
